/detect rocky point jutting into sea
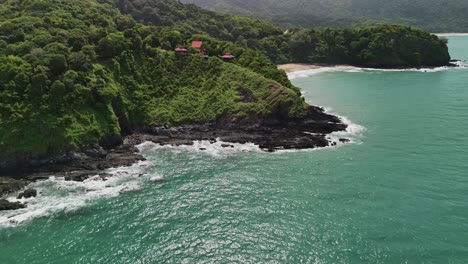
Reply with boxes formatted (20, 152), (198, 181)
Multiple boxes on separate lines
(0, 104), (347, 211)
(0, 0), (454, 214)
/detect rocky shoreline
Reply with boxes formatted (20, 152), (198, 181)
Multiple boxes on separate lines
(0, 106), (347, 211)
(128, 106), (347, 150)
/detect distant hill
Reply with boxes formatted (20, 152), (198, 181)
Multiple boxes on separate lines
(181, 0), (468, 32)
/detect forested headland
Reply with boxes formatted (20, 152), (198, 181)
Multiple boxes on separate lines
(0, 0), (451, 165)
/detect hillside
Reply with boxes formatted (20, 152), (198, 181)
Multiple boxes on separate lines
(0, 0), (305, 164)
(181, 0), (468, 32)
(113, 0), (450, 67)
(0, 0), (451, 169)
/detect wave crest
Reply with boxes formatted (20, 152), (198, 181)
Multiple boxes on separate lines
(288, 62), (468, 79)
(0, 161), (151, 228)
(137, 140), (261, 159)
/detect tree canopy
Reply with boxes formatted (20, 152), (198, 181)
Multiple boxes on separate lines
(182, 0), (468, 32)
(0, 0), (302, 160)
(0, 0), (451, 161)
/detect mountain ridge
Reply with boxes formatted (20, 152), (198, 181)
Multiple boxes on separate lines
(181, 0), (468, 32)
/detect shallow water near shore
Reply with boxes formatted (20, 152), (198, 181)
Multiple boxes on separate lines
(1, 36), (468, 263)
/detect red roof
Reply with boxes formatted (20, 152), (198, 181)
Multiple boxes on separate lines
(220, 53), (236, 59)
(192, 41), (203, 49)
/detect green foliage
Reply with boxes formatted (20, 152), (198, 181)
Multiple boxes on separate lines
(116, 0), (283, 41)
(0, 0), (452, 161)
(0, 0), (305, 160)
(116, 53), (305, 125)
(181, 0), (468, 32)
(114, 0), (294, 88)
(285, 25), (451, 67)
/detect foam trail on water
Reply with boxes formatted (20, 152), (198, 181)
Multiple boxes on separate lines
(436, 33), (468, 37)
(324, 107), (366, 146)
(288, 61), (468, 79)
(137, 140), (261, 159)
(1, 112), (364, 228)
(0, 161), (151, 228)
(287, 66), (363, 79)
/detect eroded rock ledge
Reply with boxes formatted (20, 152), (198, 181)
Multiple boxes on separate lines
(127, 106), (347, 151)
(0, 106), (347, 209)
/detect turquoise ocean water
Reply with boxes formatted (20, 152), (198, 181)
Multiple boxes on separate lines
(1, 36), (468, 263)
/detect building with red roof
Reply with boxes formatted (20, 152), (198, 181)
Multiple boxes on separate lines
(175, 47), (188, 55)
(191, 40), (203, 50)
(220, 53), (236, 60)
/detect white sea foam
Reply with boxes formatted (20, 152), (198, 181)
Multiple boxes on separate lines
(148, 174), (164, 182)
(272, 108), (366, 154)
(0, 161), (151, 228)
(287, 66), (362, 79)
(137, 114), (365, 157)
(0, 130), (360, 227)
(435, 33), (468, 37)
(324, 108), (366, 146)
(287, 61), (468, 79)
(137, 140), (261, 159)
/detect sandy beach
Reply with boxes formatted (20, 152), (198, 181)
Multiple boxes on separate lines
(278, 64), (321, 73)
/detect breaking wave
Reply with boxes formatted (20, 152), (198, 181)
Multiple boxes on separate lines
(288, 61), (468, 79)
(137, 140), (261, 159)
(1, 119), (365, 228)
(435, 33), (468, 37)
(0, 161), (152, 228)
(324, 108), (366, 147)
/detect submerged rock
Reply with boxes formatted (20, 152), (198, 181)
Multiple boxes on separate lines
(0, 178), (29, 196)
(0, 199), (25, 211)
(339, 138), (351, 143)
(17, 188), (37, 199)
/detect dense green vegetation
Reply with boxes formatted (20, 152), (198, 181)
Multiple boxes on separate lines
(114, 0), (294, 87)
(0, 0), (303, 160)
(182, 0), (468, 32)
(285, 26), (451, 67)
(113, 0), (450, 67)
(0, 0), (451, 161)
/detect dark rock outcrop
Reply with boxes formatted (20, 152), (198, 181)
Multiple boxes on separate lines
(128, 106), (348, 151)
(99, 145), (145, 169)
(17, 189), (37, 199)
(0, 105), (348, 210)
(22, 145), (146, 183)
(1, 106), (347, 181)
(0, 199), (25, 211)
(0, 178), (29, 196)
